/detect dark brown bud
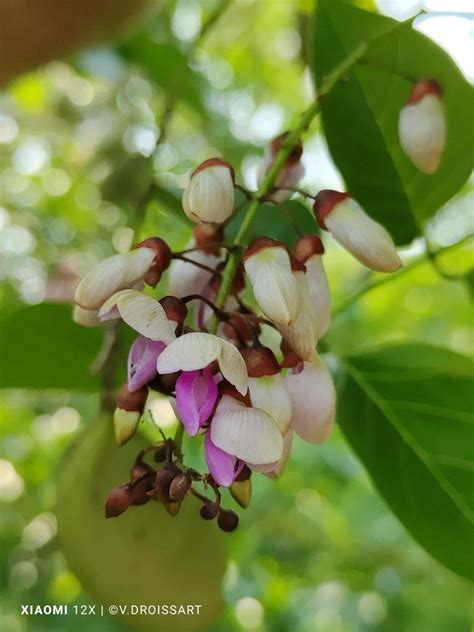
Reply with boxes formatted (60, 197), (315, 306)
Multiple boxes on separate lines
(134, 237), (173, 288)
(217, 509), (239, 532)
(153, 468), (178, 503)
(222, 314), (260, 346)
(218, 381), (251, 406)
(289, 254), (306, 273)
(148, 371), (180, 394)
(240, 345), (280, 377)
(117, 384), (148, 413)
(164, 500), (182, 516)
(294, 235), (325, 264)
(160, 296), (188, 326)
(105, 485), (131, 518)
(169, 471), (192, 501)
(313, 190), (349, 230)
(193, 224), (224, 255)
(200, 502), (219, 520)
(130, 461), (154, 480)
(130, 473), (155, 506)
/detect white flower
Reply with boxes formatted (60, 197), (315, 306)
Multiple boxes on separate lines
(277, 263), (318, 361)
(314, 191), (402, 273)
(257, 134), (305, 203)
(168, 244), (221, 299)
(265, 429), (293, 479)
(399, 80), (445, 174)
(285, 355), (336, 444)
(156, 332), (248, 395)
(243, 238), (301, 326)
(99, 290), (176, 344)
(248, 373), (292, 433)
(75, 248), (155, 310)
(210, 395), (283, 465)
(294, 235), (331, 339)
(183, 158), (235, 224)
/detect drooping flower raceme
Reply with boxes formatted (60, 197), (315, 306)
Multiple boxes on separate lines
(399, 79), (446, 174)
(313, 190), (402, 273)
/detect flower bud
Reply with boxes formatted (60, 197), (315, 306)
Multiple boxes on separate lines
(130, 473), (155, 506)
(294, 235), (331, 338)
(243, 237), (301, 326)
(222, 314), (260, 346)
(134, 237), (172, 288)
(313, 191), (401, 273)
(258, 132), (305, 203)
(114, 384), (148, 446)
(163, 500), (182, 516)
(398, 80), (445, 174)
(153, 468), (178, 503)
(193, 224), (224, 255)
(230, 478), (252, 509)
(200, 502), (219, 520)
(183, 158), (235, 224)
(169, 471), (192, 501)
(217, 509), (239, 532)
(105, 485), (131, 518)
(159, 296), (188, 329)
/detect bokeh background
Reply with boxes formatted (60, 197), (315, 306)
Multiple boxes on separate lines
(1, 0), (473, 631)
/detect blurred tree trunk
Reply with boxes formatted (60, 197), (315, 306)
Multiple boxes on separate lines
(0, 0), (152, 86)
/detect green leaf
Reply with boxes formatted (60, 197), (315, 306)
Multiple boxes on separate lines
(57, 417), (226, 631)
(227, 199), (318, 249)
(0, 303), (102, 391)
(337, 343), (474, 581)
(312, 0), (473, 244)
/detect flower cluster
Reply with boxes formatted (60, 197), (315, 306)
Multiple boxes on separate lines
(74, 79), (442, 529)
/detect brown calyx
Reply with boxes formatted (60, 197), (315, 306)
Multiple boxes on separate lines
(240, 345), (280, 377)
(218, 381), (251, 406)
(294, 235), (325, 263)
(407, 79), (442, 104)
(160, 296), (188, 326)
(289, 254), (306, 273)
(134, 237), (173, 288)
(191, 157), (235, 184)
(222, 314), (260, 345)
(270, 132), (303, 164)
(280, 338), (302, 369)
(193, 224), (224, 255)
(242, 236), (288, 262)
(117, 384), (148, 413)
(313, 190), (349, 230)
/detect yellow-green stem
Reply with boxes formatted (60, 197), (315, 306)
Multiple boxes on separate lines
(210, 42), (368, 332)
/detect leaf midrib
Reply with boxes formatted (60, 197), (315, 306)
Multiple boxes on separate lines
(343, 359), (474, 524)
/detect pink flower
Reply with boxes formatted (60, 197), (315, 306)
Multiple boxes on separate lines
(175, 367), (218, 436)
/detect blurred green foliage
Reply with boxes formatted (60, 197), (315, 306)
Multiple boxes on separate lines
(0, 0), (473, 631)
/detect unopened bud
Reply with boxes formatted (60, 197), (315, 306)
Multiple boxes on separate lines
(153, 468), (178, 503)
(193, 224), (224, 255)
(313, 190), (401, 273)
(222, 314), (260, 345)
(230, 478), (252, 509)
(114, 384), (148, 446)
(294, 235), (325, 262)
(130, 473), (155, 506)
(153, 444), (168, 463)
(258, 132), (304, 203)
(183, 158), (235, 224)
(164, 500), (182, 516)
(159, 296), (188, 327)
(200, 502), (219, 520)
(217, 509), (239, 532)
(399, 79), (445, 174)
(105, 485), (131, 518)
(169, 471), (192, 501)
(134, 237), (172, 288)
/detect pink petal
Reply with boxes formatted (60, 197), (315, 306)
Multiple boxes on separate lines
(127, 336), (165, 392)
(204, 432), (242, 487)
(175, 368), (218, 437)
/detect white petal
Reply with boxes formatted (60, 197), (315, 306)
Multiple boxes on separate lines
(183, 167), (234, 224)
(211, 396), (283, 464)
(167, 239), (221, 298)
(244, 246), (301, 325)
(265, 429), (293, 479)
(72, 305), (101, 327)
(271, 161), (305, 203)
(100, 290), (176, 343)
(122, 247), (155, 285)
(248, 374), (292, 433)
(325, 198), (402, 273)
(399, 94), (445, 174)
(75, 254), (127, 310)
(157, 333), (248, 393)
(277, 271), (317, 360)
(305, 256), (331, 338)
(285, 356), (336, 444)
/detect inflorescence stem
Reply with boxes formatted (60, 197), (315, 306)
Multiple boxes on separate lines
(210, 42), (369, 332)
